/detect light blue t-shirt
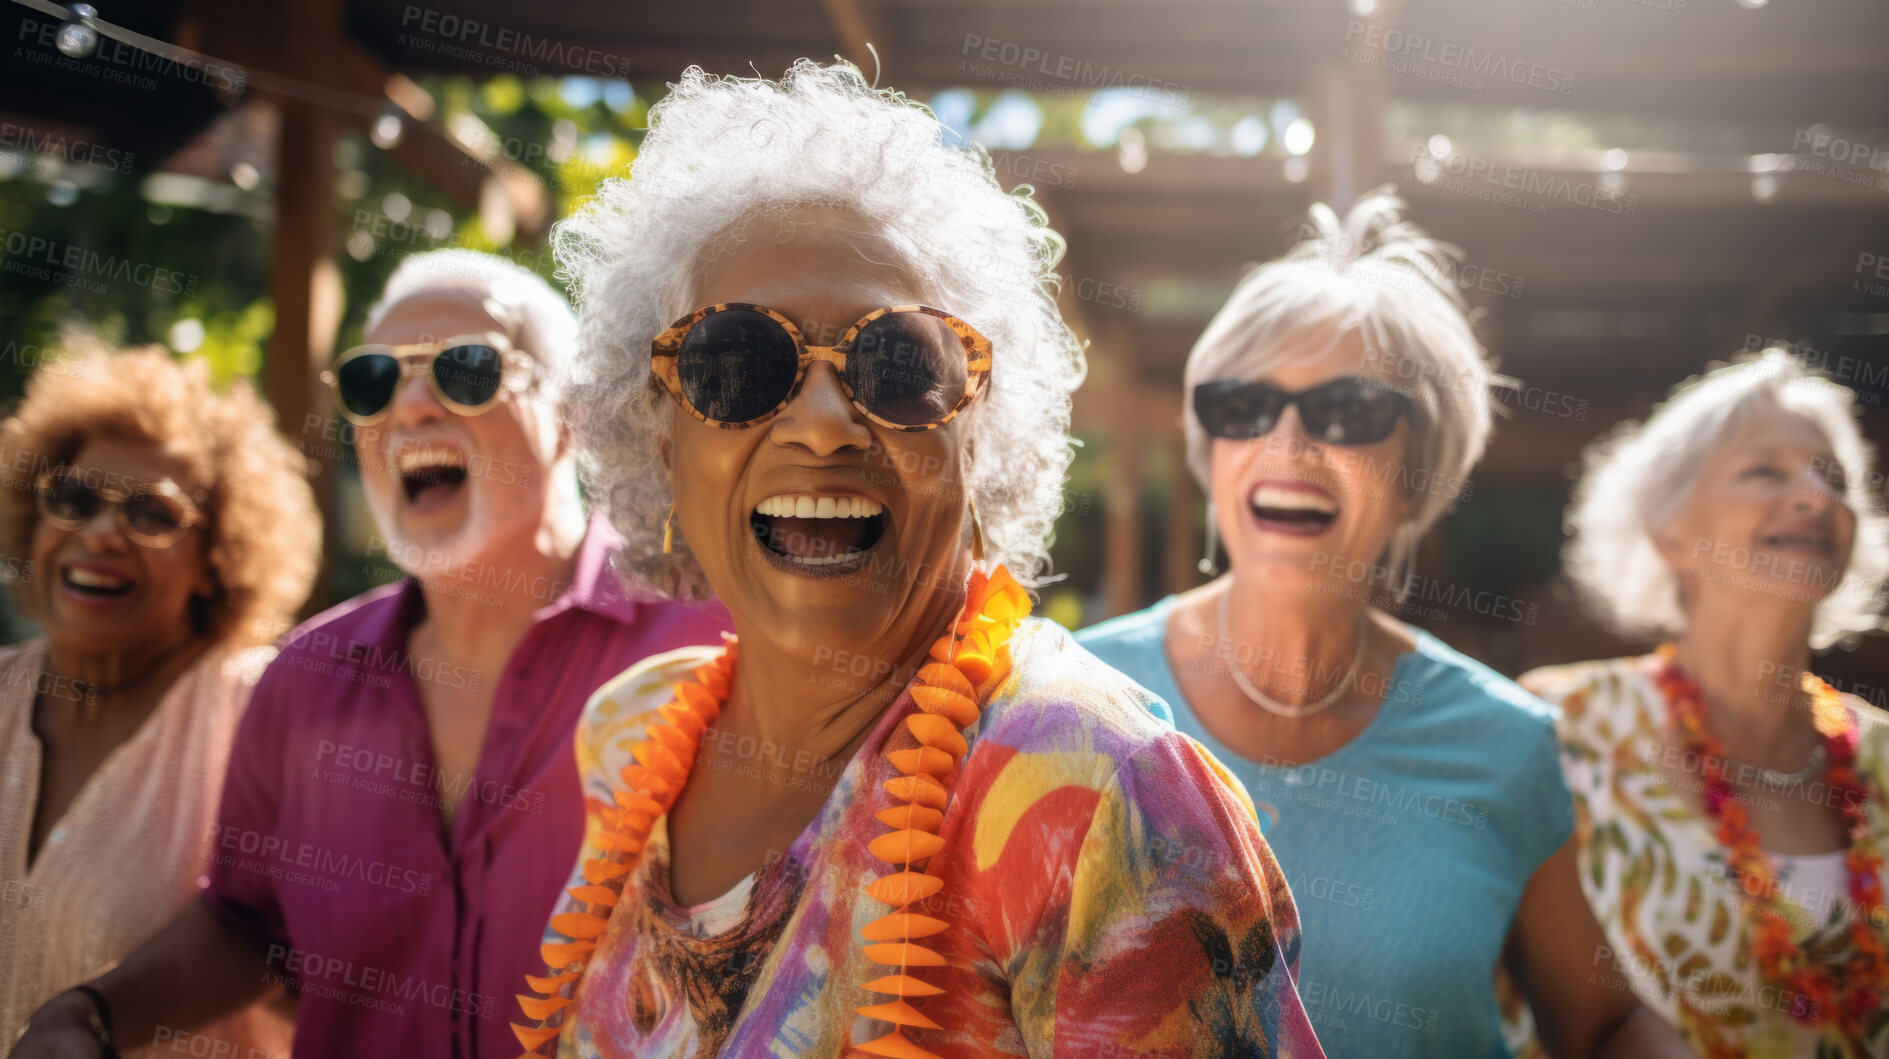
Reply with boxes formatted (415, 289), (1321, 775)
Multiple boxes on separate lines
(1077, 595), (1574, 1059)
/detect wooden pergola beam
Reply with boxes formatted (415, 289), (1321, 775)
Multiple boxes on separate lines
(183, 0), (552, 240)
(337, 47), (552, 243)
(817, 0), (894, 75)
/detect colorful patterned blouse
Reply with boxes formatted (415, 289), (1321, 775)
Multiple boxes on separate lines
(1520, 655), (1889, 1059)
(542, 618), (1326, 1058)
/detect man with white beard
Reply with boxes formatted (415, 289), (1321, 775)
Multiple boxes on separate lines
(11, 250), (730, 1059)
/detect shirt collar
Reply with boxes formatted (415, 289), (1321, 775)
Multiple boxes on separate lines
(558, 511), (640, 626)
(353, 511), (640, 652)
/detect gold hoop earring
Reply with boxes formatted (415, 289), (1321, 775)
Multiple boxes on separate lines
(968, 499), (986, 564)
(662, 502), (676, 555)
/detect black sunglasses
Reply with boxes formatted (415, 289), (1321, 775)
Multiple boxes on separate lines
(1193, 376), (1413, 446)
(321, 334), (534, 426)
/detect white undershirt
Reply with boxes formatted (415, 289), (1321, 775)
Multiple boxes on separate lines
(1773, 849), (1851, 928)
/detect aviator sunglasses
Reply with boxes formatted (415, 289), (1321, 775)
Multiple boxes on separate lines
(1193, 375), (1414, 446)
(35, 469), (205, 549)
(651, 303), (992, 430)
(322, 333), (536, 426)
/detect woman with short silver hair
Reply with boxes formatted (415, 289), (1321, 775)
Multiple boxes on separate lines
(1081, 189), (1693, 1057)
(1521, 351), (1889, 1057)
(506, 62), (1325, 1059)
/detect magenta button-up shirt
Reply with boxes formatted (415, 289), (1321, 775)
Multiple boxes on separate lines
(201, 521), (729, 1059)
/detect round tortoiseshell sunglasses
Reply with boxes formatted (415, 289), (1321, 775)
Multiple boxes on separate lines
(650, 303), (992, 431)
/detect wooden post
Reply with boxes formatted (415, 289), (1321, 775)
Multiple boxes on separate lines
(265, 99), (340, 611)
(264, 104), (341, 615)
(265, 101), (338, 453)
(1104, 428), (1144, 619)
(261, 0), (343, 612)
(1165, 440), (1200, 597)
(1308, 0), (1395, 210)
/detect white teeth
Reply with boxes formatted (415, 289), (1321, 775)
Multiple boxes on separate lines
(1249, 486), (1338, 514)
(784, 551), (861, 566)
(754, 495), (886, 519)
(66, 568), (129, 589)
(396, 446), (468, 474)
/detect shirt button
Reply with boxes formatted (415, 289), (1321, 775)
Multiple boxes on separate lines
(48, 825), (68, 844)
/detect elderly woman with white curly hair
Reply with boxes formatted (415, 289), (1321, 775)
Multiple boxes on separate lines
(1082, 190), (1693, 1058)
(1519, 351), (1889, 1058)
(505, 61), (1326, 1059)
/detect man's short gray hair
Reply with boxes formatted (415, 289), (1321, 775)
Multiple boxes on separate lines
(1565, 349), (1888, 649)
(364, 249), (577, 398)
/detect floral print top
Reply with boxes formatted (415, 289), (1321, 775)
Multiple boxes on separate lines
(542, 618), (1327, 1058)
(1520, 655), (1889, 1059)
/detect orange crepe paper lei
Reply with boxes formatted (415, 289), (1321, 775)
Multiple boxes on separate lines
(510, 566), (1032, 1058)
(1654, 644), (1889, 1035)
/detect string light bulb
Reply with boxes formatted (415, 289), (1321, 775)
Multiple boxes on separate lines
(55, 4), (99, 59)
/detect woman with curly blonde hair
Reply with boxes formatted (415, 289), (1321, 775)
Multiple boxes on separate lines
(0, 339), (319, 1054)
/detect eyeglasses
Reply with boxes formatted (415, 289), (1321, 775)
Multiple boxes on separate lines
(1193, 376), (1413, 446)
(651, 303), (992, 431)
(34, 469), (205, 548)
(321, 334), (536, 426)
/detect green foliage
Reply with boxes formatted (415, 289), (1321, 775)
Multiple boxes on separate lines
(0, 71), (661, 614)
(0, 173), (271, 401)
(192, 299), (274, 386)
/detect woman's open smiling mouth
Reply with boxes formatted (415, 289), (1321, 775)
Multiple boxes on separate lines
(750, 492), (890, 574)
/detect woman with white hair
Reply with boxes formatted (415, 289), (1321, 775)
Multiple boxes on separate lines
(1081, 190), (1693, 1057)
(506, 62), (1325, 1058)
(1519, 352), (1889, 1058)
